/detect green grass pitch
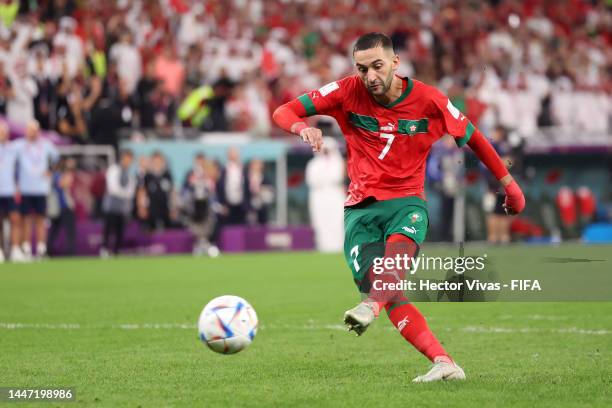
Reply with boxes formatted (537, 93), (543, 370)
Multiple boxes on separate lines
(0, 243), (610, 407)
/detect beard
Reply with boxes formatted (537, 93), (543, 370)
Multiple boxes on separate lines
(366, 72), (393, 96)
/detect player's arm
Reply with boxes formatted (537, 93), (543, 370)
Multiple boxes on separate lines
(431, 90), (525, 215)
(466, 129), (525, 215)
(272, 99), (323, 152)
(273, 80), (347, 152)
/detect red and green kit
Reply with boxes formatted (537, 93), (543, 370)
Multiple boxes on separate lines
(293, 75), (477, 289)
(297, 75), (475, 206)
(274, 73), (522, 294)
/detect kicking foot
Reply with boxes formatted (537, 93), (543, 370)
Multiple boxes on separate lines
(412, 359), (466, 383)
(343, 302), (375, 336)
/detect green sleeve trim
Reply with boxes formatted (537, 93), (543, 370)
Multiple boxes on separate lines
(298, 94), (317, 116)
(456, 122), (475, 147)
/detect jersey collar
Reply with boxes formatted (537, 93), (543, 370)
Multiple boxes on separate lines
(382, 76), (413, 108)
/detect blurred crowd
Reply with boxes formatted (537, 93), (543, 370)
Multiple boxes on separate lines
(0, 0), (608, 147)
(96, 146), (272, 257)
(0, 118), (273, 261)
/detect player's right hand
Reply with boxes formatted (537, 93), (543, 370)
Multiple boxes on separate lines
(299, 127), (324, 152)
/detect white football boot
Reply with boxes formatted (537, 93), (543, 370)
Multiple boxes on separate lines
(343, 302), (376, 336)
(412, 358), (466, 383)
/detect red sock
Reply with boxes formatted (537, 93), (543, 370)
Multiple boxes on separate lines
(386, 301), (450, 362)
(382, 234), (451, 363)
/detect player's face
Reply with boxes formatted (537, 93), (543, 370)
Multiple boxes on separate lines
(354, 46), (399, 96)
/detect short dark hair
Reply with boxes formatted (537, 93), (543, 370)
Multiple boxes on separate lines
(353, 32), (394, 54)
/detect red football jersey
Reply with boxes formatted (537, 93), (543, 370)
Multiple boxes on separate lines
(298, 75), (475, 206)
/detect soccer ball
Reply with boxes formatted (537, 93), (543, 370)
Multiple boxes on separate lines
(198, 295), (258, 354)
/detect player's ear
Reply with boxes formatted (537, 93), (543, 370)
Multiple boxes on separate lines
(391, 53), (400, 70)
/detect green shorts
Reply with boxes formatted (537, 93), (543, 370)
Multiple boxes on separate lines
(343, 196), (429, 293)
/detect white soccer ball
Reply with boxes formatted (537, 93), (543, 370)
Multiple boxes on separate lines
(198, 295), (258, 354)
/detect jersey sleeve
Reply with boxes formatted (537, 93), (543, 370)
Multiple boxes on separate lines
(296, 76), (353, 116)
(429, 87), (475, 147)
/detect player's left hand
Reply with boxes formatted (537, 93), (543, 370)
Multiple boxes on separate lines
(503, 180), (525, 215)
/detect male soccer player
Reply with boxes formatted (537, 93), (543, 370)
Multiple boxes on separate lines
(273, 33), (525, 382)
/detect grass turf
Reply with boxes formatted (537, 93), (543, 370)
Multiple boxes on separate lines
(0, 243), (610, 407)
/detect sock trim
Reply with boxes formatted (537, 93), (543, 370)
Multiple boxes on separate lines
(386, 300), (411, 315)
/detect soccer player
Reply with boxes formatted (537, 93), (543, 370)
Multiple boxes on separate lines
(272, 33), (525, 382)
(14, 120), (59, 259)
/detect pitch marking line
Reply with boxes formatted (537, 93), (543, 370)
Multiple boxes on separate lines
(0, 322), (609, 335)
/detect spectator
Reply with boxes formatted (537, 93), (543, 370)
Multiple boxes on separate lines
(0, 0), (19, 28)
(109, 31), (141, 95)
(154, 41), (185, 98)
(134, 61), (160, 130)
(56, 72), (88, 141)
(245, 159), (273, 225)
(305, 137), (345, 253)
(14, 120), (59, 259)
(0, 61), (12, 115)
(101, 149), (135, 256)
(217, 147), (246, 225)
(53, 16), (83, 79)
(89, 73), (132, 153)
(134, 155), (149, 225)
(47, 157), (76, 256)
(143, 151), (175, 230)
(182, 153), (220, 256)
(6, 58), (37, 126)
(0, 121), (26, 262)
(29, 46), (55, 130)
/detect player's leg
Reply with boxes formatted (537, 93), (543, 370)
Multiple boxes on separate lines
(342, 205), (385, 335)
(380, 200), (464, 382)
(21, 197), (33, 258)
(34, 196), (48, 257)
(114, 214), (125, 254)
(101, 212), (114, 256)
(8, 204), (26, 262)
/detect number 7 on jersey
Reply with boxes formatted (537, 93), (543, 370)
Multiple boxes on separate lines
(378, 133), (395, 160)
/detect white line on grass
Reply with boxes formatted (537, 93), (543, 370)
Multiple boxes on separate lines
(0, 322), (609, 335)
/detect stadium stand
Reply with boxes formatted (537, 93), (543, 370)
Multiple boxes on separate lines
(0, 0), (608, 139)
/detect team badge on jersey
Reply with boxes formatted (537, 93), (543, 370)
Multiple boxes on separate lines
(409, 212), (423, 223)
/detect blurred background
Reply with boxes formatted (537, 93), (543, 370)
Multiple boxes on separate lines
(0, 0), (610, 259)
